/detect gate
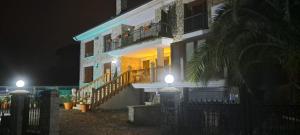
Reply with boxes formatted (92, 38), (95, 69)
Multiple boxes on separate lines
(0, 90), (57, 135)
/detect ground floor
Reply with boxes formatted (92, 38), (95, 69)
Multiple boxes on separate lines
(81, 46), (172, 87)
(59, 109), (159, 135)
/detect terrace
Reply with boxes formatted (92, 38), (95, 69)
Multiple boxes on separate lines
(104, 22), (172, 52)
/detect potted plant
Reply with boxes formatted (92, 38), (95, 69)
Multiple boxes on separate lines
(62, 95), (73, 110)
(144, 25), (150, 32)
(1, 96), (10, 110)
(79, 93), (90, 113)
(79, 98), (88, 113)
(123, 32), (129, 38)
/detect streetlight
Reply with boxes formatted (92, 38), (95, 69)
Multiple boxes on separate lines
(16, 80), (25, 88)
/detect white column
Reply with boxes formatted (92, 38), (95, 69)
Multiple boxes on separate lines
(157, 48), (164, 81)
(180, 57), (184, 81)
(150, 62), (155, 82)
(157, 48), (164, 67)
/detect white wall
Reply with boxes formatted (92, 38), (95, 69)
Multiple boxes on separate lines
(79, 0), (177, 86)
(98, 85), (142, 110)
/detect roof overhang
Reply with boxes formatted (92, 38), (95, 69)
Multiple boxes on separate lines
(107, 37), (174, 57)
(73, 0), (176, 42)
(73, 19), (127, 42)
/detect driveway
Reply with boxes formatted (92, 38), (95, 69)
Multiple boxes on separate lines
(59, 109), (160, 135)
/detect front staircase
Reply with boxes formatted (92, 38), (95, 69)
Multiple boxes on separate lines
(75, 69), (151, 110)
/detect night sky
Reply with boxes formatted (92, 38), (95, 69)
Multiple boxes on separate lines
(0, 0), (150, 86)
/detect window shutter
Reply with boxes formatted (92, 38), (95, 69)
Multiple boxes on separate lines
(85, 41), (94, 57)
(84, 66), (93, 83)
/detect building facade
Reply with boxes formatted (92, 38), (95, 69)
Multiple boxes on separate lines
(74, 0), (226, 109)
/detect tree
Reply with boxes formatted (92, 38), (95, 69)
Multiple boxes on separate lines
(187, 0), (300, 104)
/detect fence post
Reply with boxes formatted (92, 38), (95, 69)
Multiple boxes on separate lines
(39, 90), (60, 135)
(49, 90), (60, 135)
(39, 90), (51, 135)
(9, 90), (29, 135)
(160, 88), (181, 135)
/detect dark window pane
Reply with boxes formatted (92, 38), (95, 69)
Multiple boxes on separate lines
(84, 66), (93, 83)
(85, 41), (94, 57)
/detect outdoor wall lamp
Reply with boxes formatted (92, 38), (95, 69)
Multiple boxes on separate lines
(163, 6), (169, 12)
(112, 60), (117, 64)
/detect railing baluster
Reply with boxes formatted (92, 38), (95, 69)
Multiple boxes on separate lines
(91, 88), (95, 108)
(114, 80), (117, 94)
(98, 88), (100, 104)
(99, 88), (102, 104)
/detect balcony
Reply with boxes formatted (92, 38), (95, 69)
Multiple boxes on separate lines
(104, 22), (172, 52)
(184, 13), (208, 34)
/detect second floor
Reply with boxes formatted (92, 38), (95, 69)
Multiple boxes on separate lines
(75, 0), (224, 60)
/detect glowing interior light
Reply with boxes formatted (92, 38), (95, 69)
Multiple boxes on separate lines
(16, 80), (25, 88)
(112, 60), (117, 64)
(164, 74), (174, 84)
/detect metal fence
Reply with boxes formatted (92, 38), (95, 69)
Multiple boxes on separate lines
(177, 101), (300, 135)
(0, 113), (10, 134)
(104, 22), (172, 52)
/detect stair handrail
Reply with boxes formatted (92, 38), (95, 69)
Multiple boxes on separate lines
(82, 66), (170, 109)
(90, 70), (132, 108)
(75, 73), (111, 102)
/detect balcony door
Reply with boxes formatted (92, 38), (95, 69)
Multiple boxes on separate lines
(184, 0), (208, 33)
(161, 10), (170, 36)
(104, 34), (112, 52)
(103, 62), (111, 82)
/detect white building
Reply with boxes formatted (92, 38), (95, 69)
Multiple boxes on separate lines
(73, 0), (225, 110)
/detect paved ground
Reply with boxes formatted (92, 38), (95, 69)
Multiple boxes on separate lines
(59, 109), (160, 135)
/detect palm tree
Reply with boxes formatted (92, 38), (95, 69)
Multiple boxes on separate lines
(187, 0), (300, 104)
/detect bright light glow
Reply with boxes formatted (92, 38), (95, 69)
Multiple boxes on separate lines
(16, 80), (25, 88)
(73, 19), (127, 41)
(164, 74), (174, 84)
(112, 60), (117, 64)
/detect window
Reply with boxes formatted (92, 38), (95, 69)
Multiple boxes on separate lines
(85, 41), (94, 57)
(184, 0), (207, 17)
(184, 0), (208, 33)
(103, 34), (112, 52)
(194, 40), (205, 51)
(84, 66), (93, 83)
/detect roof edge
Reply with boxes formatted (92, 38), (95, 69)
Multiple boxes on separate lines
(73, 0), (157, 42)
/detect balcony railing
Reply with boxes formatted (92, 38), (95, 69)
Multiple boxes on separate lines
(104, 22), (172, 52)
(184, 13), (208, 34)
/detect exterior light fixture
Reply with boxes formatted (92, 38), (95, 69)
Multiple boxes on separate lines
(163, 6), (169, 12)
(16, 80), (25, 88)
(164, 74), (174, 84)
(10, 80), (29, 94)
(112, 60), (117, 64)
